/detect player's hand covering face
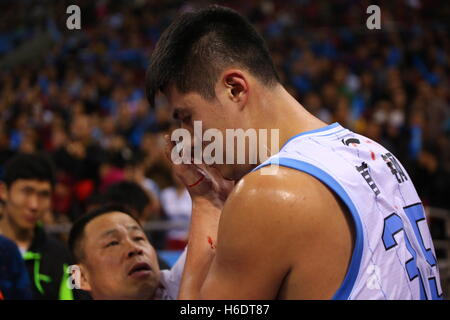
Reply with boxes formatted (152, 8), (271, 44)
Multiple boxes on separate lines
(164, 135), (235, 208)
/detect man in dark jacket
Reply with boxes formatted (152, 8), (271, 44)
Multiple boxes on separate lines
(0, 153), (74, 299)
(0, 235), (32, 299)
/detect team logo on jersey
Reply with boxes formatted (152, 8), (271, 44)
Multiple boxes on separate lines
(342, 137), (361, 147)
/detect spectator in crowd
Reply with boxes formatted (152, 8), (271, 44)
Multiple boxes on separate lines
(103, 181), (153, 225)
(0, 153), (74, 299)
(160, 173), (192, 250)
(68, 204), (185, 300)
(0, 235), (32, 300)
(123, 151), (161, 213)
(409, 144), (450, 209)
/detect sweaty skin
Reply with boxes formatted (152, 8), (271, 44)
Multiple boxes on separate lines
(164, 69), (355, 299)
(202, 167), (354, 299)
(177, 164), (354, 299)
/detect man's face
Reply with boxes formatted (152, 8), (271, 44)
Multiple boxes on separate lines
(80, 212), (161, 300)
(166, 85), (254, 181)
(2, 179), (52, 230)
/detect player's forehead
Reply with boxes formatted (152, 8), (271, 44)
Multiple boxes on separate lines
(164, 85), (206, 112)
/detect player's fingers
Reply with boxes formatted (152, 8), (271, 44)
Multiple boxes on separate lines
(164, 135), (208, 186)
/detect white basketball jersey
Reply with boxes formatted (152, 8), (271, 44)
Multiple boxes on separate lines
(253, 122), (443, 300)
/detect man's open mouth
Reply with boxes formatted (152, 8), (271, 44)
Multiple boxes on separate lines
(128, 262), (152, 276)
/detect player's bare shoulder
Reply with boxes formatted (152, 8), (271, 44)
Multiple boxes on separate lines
(224, 164), (344, 223)
(220, 164), (354, 251)
(220, 164), (355, 299)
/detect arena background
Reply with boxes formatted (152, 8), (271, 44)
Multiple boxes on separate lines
(0, 0), (449, 298)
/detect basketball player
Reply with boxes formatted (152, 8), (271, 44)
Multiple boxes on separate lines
(146, 5), (443, 299)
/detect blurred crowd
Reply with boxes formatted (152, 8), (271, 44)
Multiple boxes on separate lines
(0, 0), (449, 248)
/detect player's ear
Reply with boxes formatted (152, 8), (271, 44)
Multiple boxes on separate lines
(217, 70), (248, 109)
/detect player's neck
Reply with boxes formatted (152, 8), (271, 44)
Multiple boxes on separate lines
(252, 85), (328, 157)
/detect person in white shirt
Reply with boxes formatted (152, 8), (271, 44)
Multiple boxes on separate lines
(160, 173), (192, 250)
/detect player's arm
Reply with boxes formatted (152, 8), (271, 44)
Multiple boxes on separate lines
(163, 136), (235, 298)
(179, 166), (354, 299)
(179, 167), (316, 299)
(197, 180), (293, 299)
(178, 196), (222, 299)
(179, 167), (298, 299)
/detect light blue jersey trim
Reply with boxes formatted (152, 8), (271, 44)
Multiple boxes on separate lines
(281, 122), (340, 149)
(252, 157), (364, 300)
(316, 128), (347, 137)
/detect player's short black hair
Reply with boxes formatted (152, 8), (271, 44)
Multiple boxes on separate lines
(145, 4), (280, 107)
(3, 153), (56, 189)
(103, 181), (151, 219)
(68, 204), (142, 263)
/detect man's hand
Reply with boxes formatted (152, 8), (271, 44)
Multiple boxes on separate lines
(164, 135), (234, 208)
